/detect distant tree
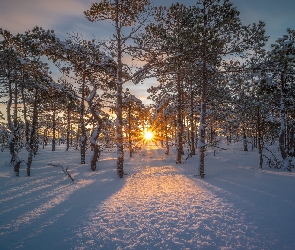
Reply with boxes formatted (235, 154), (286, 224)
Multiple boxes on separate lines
(148, 84), (177, 155)
(0, 28), (68, 176)
(122, 89), (143, 157)
(27, 27), (117, 169)
(143, 3), (197, 163)
(0, 32), (22, 166)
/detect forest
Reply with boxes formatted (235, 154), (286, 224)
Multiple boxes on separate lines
(1, 0), (295, 178)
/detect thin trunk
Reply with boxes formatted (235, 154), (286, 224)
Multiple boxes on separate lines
(80, 74), (87, 164)
(176, 71), (183, 164)
(52, 105), (56, 152)
(198, 100), (206, 178)
(7, 75), (15, 164)
(66, 102), (71, 151)
(257, 107), (263, 168)
(13, 78), (18, 129)
(21, 75), (30, 147)
(70, 124), (73, 147)
(27, 89), (38, 176)
(128, 102), (132, 157)
(165, 115), (169, 155)
(279, 73), (291, 171)
(6, 75), (12, 129)
(43, 129), (46, 149)
(210, 125), (214, 145)
(115, 1), (124, 177)
(243, 127), (248, 152)
(199, 52), (207, 177)
(279, 74), (287, 160)
(45, 128), (48, 146)
(11, 78), (19, 167)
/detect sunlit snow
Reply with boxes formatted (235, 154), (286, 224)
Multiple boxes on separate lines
(0, 143), (295, 249)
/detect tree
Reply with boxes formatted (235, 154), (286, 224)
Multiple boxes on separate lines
(27, 27), (117, 168)
(187, 0), (267, 177)
(0, 28), (70, 176)
(266, 29), (295, 171)
(0, 31), (22, 167)
(84, 0), (151, 177)
(122, 89), (143, 157)
(144, 3), (198, 164)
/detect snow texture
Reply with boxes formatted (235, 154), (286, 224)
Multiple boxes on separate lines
(0, 143), (295, 249)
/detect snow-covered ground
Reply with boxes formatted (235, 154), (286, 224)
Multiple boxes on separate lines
(0, 142), (295, 249)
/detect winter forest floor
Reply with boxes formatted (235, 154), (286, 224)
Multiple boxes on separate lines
(0, 142), (295, 250)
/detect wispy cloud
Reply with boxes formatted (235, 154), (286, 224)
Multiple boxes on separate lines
(0, 0), (91, 34)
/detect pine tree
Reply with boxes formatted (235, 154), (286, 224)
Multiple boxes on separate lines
(267, 29), (295, 171)
(84, 0), (151, 177)
(144, 3), (197, 164)
(188, 0), (267, 177)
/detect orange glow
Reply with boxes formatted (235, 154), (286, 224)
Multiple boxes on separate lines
(144, 131), (153, 141)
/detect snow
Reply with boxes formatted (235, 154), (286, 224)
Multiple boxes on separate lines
(90, 128), (99, 145)
(1, 142), (295, 249)
(86, 88), (96, 102)
(100, 56), (114, 66)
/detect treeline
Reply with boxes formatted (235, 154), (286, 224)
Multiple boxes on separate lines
(1, 0), (295, 177)
(0, 29), (150, 176)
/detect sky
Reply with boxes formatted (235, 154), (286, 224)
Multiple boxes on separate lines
(0, 0), (295, 105)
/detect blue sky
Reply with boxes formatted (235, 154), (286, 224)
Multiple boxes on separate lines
(1, 0), (294, 42)
(0, 0), (294, 105)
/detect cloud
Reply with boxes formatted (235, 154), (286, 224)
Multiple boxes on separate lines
(0, 0), (91, 34)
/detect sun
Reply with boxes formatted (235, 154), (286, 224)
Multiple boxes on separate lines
(144, 131), (153, 141)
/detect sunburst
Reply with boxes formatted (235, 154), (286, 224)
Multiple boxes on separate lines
(144, 131), (153, 141)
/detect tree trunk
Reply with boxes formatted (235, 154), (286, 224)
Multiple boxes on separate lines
(279, 73), (291, 171)
(243, 127), (248, 152)
(87, 88), (103, 171)
(80, 74), (87, 164)
(176, 71), (183, 164)
(115, 2), (124, 177)
(43, 128), (46, 149)
(6, 76), (15, 164)
(66, 102), (71, 151)
(21, 75), (30, 148)
(70, 124), (73, 147)
(198, 40), (207, 178)
(27, 88), (38, 176)
(257, 107), (263, 168)
(128, 102), (132, 157)
(198, 101), (206, 178)
(52, 105), (56, 152)
(165, 117), (169, 155)
(12, 78), (19, 165)
(90, 127), (101, 171)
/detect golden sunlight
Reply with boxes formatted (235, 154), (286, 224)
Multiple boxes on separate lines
(144, 131), (153, 141)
